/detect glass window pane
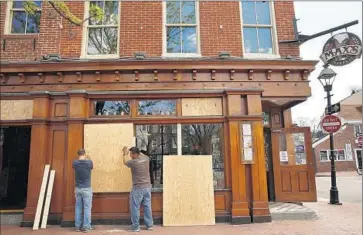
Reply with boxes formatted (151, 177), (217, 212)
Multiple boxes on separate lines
(94, 101), (130, 115)
(167, 26), (182, 53)
(136, 124), (178, 189)
(11, 11), (26, 34)
(13, 1), (24, 8)
(103, 1), (119, 25)
(243, 27), (258, 53)
(138, 100), (176, 116)
(26, 12), (40, 33)
(166, 1), (181, 24)
(256, 1), (271, 25)
(242, 1), (256, 24)
(257, 28), (273, 54)
(181, 1), (196, 24)
(320, 151), (328, 161)
(182, 27), (197, 53)
(293, 133), (306, 165)
(89, 1), (104, 25)
(87, 27), (118, 55)
(182, 124), (225, 189)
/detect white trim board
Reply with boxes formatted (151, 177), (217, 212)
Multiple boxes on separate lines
(33, 165), (50, 230)
(41, 170), (56, 229)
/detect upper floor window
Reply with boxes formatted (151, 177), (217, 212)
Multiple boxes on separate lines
(240, 0), (277, 56)
(7, 1), (42, 34)
(164, 1), (200, 56)
(83, 1), (119, 57)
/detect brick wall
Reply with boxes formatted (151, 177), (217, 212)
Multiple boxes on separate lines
(314, 124), (361, 172)
(0, 1), (300, 62)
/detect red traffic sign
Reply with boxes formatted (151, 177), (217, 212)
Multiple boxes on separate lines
(321, 115), (342, 133)
(358, 136), (362, 147)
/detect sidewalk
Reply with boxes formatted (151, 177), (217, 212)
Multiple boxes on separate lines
(1, 200), (361, 235)
(316, 171), (360, 177)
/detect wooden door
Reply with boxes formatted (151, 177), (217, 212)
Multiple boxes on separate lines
(271, 127), (317, 202)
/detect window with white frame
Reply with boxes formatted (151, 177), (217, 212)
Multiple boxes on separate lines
(320, 149), (347, 162)
(241, 0), (275, 54)
(84, 1), (119, 57)
(7, 1), (42, 34)
(164, 1), (199, 55)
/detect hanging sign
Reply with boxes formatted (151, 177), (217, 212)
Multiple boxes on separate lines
(320, 32), (362, 66)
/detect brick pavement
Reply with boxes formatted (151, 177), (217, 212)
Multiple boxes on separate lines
(1, 200), (361, 235)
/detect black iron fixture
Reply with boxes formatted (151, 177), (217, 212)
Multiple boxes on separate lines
(280, 19), (359, 45)
(134, 52), (146, 60)
(41, 54), (61, 62)
(218, 51), (230, 59)
(317, 65), (342, 205)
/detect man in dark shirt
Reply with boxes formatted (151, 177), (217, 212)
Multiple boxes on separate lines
(73, 149), (93, 233)
(123, 146), (153, 232)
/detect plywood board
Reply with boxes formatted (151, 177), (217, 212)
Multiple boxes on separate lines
(0, 100), (33, 120)
(181, 98), (222, 116)
(84, 123), (134, 193)
(163, 155), (215, 226)
(33, 165), (50, 230)
(41, 170), (55, 229)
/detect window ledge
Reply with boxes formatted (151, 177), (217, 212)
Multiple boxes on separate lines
(80, 55), (120, 60)
(162, 53), (202, 58)
(243, 53), (280, 59)
(2, 34), (39, 39)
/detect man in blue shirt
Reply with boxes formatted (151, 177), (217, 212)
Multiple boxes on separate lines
(73, 149), (93, 233)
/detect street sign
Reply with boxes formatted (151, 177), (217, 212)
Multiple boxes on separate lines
(325, 103), (341, 115)
(321, 115), (342, 133)
(358, 135), (362, 147)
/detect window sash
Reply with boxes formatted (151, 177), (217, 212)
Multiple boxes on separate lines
(320, 149), (347, 161)
(9, 8), (41, 34)
(241, 0), (275, 55)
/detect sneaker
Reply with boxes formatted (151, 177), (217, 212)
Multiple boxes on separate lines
(74, 228), (81, 232)
(127, 228), (140, 232)
(146, 226), (153, 231)
(82, 227), (93, 233)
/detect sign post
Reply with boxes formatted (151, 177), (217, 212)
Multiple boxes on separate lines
(321, 115), (342, 133)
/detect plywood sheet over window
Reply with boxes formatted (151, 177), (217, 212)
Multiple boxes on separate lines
(163, 155), (215, 226)
(84, 123), (134, 193)
(0, 100), (33, 120)
(181, 98), (222, 116)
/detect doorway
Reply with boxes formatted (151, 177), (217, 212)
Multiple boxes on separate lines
(0, 126), (31, 209)
(264, 128), (275, 201)
(354, 149), (362, 173)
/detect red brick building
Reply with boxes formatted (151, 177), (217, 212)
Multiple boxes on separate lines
(0, 1), (318, 226)
(313, 91), (362, 173)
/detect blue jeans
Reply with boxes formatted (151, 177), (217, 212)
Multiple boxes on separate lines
(75, 187), (92, 229)
(130, 188), (153, 230)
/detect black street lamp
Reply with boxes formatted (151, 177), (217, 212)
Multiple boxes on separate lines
(317, 65), (342, 205)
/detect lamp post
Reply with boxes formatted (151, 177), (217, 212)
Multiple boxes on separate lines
(317, 65), (341, 205)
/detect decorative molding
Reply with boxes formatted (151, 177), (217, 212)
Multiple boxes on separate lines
(95, 71), (101, 82)
(38, 73), (44, 83)
(0, 74), (7, 84)
(18, 73), (25, 83)
(211, 70), (216, 80)
(114, 71), (120, 81)
(76, 72), (82, 82)
(173, 69), (178, 80)
(134, 71), (139, 81)
(302, 70), (309, 80)
(266, 70), (272, 80)
(230, 70), (235, 80)
(284, 70), (290, 80)
(56, 72), (63, 83)
(248, 70), (253, 80)
(153, 70), (158, 81)
(192, 70), (197, 80)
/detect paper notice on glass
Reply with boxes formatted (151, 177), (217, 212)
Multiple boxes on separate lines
(242, 124), (252, 136)
(243, 136), (252, 148)
(279, 151), (288, 162)
(244, 148), (253, 161)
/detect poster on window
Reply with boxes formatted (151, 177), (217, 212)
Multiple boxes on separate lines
(242, 124), (252, 136)
(345, 144), (353, 160)
(244, 148), (253, 161)
(279, 151), (288, 162)
(243, 136), (253, 148)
